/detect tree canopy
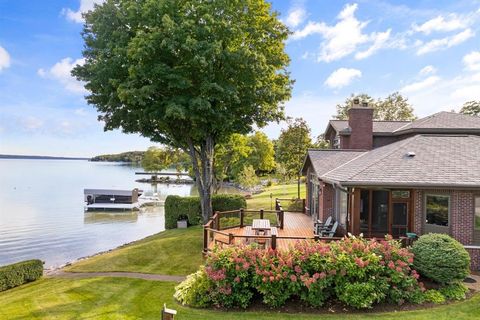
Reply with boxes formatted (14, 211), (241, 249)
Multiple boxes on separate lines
(73, 0), (292, 221)
(335, 92), (416, 121)
(459, 101), (480, 116)
(141, 146), (190, 173)
(275, 118), (312, 179)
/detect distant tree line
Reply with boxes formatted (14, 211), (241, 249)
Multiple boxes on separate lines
(90, 151), (144, 163)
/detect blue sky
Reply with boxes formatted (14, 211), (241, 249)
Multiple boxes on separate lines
(1, 0), (479, 157)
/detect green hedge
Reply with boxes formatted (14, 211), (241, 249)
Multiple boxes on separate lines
(0, 259), (43, 292)
(412, 233), (470, 284)
(165, 194), (247, 229)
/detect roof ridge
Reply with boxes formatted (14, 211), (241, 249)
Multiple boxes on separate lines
(325, 135), (419, 182)
(393, 112), (449, 132)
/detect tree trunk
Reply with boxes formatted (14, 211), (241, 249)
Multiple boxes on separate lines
(187, 137), (215, 223)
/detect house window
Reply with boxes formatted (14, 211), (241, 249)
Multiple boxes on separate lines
(425, 195), (449, 234)
(392, 190), (410, 199)
(337, 189), (348, 227)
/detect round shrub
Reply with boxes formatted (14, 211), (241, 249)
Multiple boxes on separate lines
(411, 233), (470, 284)
(439, 282), (468, 300)
(174, 267), (212, 308)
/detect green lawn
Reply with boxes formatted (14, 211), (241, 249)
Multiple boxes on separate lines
(247, 183), (306, 210)
(1, 277), (479, 320)
(1, 209), (479, 319)
(65, 227), (204, 275)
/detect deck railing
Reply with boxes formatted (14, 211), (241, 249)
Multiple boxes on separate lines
(275, 198), (306, 213)
(203, 209), (414, 254)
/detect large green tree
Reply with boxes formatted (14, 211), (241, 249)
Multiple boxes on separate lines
(141, 146), (190, 173)
(335, 92), (416, 121)
(246, 131), (275, 173)
(460, 101), (480, 116)
(73, 0), (292, 222)
(275, 118), (312, 180)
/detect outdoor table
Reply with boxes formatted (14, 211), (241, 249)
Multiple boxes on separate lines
(252, 219), (271, 235)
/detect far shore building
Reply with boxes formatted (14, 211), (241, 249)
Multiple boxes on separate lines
(301, 102), (480, 270)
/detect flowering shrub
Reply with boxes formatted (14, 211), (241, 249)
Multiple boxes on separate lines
(177, 235), (427, 309)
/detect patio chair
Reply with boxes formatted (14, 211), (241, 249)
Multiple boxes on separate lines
(320, 221), (338, 238)
(314, 216), (333, 235)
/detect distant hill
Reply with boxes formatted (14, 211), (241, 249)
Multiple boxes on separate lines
(0, 154), (89, 160)
(90, 151), (145, 163)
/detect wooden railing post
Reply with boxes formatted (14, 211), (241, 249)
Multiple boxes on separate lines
(303, 199), (306, 213)
(240, 208), (244, 228)
(214, 211), (220, 230)
(280, 210), (284, 229)
(260, 209), (264, 219)
(203, 226), (208, 253)
(271, 234), (277, 250)
(228, 233), (234, 245)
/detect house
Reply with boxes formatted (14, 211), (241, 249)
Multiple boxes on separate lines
(301, 100), (480, 270)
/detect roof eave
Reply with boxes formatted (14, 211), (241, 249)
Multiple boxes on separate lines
(337, 181), (480, 189)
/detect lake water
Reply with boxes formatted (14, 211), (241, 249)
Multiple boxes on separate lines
(0, 159), (196, 268)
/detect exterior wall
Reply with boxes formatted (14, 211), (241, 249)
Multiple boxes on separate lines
(372, 136), (398, 148)
(319, 183), (335, 222)
(413, 189), (478, 270)
(347, 107), (373, 150)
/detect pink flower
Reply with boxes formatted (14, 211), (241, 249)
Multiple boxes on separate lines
(294, 265), (302, 274)
(234, 276), (240, 283)
(290, 275), (297, 282)
(269, 276), (275, 282)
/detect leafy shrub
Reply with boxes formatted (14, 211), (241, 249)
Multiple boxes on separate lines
(439, 282), (468, 300)
(191, 236), (424, 309)
(412, 234), (470, 284)
(165, 196), (202, 229)
(165, 194), (247, 229)
(212, 194), (247, 213)
(337, 282), (385, 309)
(174, 267), (212, 307)
(423, 289), (446, 304)
(0, 260), (43, 292)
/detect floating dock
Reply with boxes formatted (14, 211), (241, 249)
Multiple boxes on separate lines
(84, 188), (142, 211)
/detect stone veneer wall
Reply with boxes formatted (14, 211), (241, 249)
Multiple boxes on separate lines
(413, 189), (479, 270)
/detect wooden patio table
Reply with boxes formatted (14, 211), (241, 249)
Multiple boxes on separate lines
(252, 219), (271, 235)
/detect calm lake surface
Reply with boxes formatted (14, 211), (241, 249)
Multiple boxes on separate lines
(0, 159), (196, 268)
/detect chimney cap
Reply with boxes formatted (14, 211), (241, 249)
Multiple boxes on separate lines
(353, 98), (360, 105)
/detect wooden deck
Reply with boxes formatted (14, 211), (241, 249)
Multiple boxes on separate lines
(208, 212), (314, 251)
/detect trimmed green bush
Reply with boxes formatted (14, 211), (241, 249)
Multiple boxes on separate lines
(212, 194), (247, 213)
(412, 233), (470, 284)
(423, 289), (446, 304)
(165, 194), (247, 229)
(0, 259), (43, 292)
(174, 267), (212, 307)
(439, 282), (469, 300)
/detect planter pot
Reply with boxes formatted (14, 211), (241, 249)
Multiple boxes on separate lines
(177, 220), (188, 229)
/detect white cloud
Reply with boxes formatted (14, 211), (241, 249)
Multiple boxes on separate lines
(324, 68), (362, 89)
(74, 108), (88, 116)
(62, 0), (105, 23)
(412, 14), (466, 35)
(400, 76), (441, 93)
(416, 28), (474, 55)
(38, 57), (86, 93)
(291, 3), (391, 62)
(355, 29), (391, 60)
(463, 51), (480, 71)
(419, 65), (437, 76)
(0, 45), (11, 71)
(21, 116), (44, 131)
(285, 7), (307, 28)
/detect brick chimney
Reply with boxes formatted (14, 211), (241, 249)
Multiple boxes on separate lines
(345, 98), (373, 150)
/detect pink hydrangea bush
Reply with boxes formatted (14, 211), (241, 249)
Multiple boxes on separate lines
(188, 235), (425, 309)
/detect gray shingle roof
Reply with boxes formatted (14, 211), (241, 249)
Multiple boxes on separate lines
(328, 120), (411, 135)
(302, 149), (366, 176)
(321, 135), (480, 188)
(393, 112), (480, 133)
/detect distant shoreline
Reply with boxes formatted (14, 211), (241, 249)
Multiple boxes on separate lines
(0, 154), (89, 161)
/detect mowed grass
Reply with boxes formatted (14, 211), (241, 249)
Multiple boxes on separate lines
(247, 183), (306, 210)
(65, 227), (204, 275)
(1, 277), (479, 320)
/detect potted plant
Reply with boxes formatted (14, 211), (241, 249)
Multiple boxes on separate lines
(177, 215), (188, 229)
